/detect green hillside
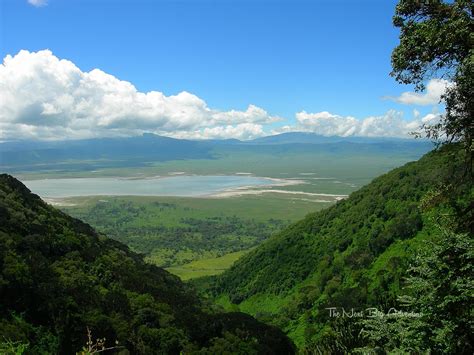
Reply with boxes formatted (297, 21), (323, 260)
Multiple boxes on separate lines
(207, 145), (472, 351)
(0, 174), (294, 354)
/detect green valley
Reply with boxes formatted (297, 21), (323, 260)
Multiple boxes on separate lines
(166, 250), (251, 280)
(3, 143), (470, 354)
(59, 195), (298, 269)
(7, 138), (431, 280)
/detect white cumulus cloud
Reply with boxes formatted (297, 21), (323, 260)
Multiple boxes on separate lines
(386, 79), (452, 105)
(0, 50), (281, 140)
(292, 110), (439, 138)
(169, 123), (265, 140)
(28, 0), (48, 7)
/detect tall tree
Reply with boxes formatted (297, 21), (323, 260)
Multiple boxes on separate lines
(391, 0), (473, 164)
(357, 227), (473, 354)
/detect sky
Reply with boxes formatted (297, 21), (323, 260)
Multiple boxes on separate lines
(0, 0), (448, 141)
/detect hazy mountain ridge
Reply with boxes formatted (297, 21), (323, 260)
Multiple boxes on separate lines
(0, 132), (432, 172)
(247, 132), (426, 145)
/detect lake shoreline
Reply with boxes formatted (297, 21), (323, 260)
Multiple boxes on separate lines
(22, 174), (314, 202)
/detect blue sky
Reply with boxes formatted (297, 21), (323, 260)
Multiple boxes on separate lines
(0, 0), (447, 140)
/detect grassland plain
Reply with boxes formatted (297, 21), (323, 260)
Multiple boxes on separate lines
(166, 250), (251, 280)
(60, 194), (329, 276)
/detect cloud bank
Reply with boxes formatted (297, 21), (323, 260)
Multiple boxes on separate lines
(0, 50), (280, 140)
(290, 110), (439, 138)
(0, 50), (440, 141)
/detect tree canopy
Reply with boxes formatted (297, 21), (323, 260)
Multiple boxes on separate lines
(391, 0), (473, 157)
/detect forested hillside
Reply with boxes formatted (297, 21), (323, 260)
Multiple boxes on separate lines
(0, 174), (294, 354)
(208, 145), (472, 352)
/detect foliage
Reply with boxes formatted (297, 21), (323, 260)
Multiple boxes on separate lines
(386, 6), (474, 351)
(193, 331), (259, 355)
(391, 0), (473, 156)
(0, 339), (29, 355)
(0, 174), (294, 354)
(357, 227), (473, 354)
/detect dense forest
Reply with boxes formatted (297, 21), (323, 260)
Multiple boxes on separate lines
(63, 199), (286, 267)
(205, 145), (473, 353)
(0, 174), (294, 354)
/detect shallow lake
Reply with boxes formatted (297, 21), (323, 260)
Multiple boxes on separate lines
(21, 175), (276, 198)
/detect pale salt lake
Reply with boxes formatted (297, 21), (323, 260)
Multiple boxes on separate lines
(21, 175), (278, 198)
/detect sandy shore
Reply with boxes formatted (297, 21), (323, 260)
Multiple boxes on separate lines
(210, 186), (348, 200)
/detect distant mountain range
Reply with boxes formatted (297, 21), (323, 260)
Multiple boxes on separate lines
(248, 132), (424, 145)
(0, 132), (433, 172)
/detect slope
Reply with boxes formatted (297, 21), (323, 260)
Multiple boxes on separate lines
(0, 174), (294, 354)
(209, 144), (471, 349)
